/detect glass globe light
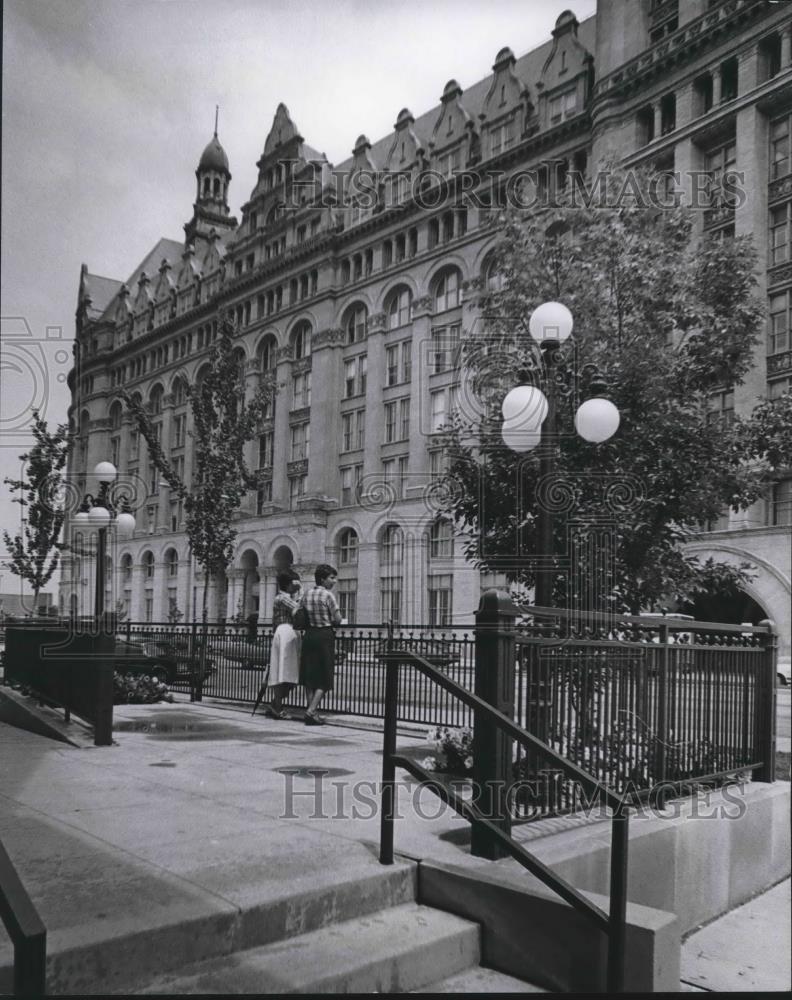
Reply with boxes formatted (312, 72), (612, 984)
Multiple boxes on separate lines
(528, 301), (573, 344)
(88, 505), (111, 527)
(115, 512), (136, 536)
(93, 461), (117, 482)
(501, 386), (548, 429)
(575, 398), (620, 443)
(502, 420), (542, 453)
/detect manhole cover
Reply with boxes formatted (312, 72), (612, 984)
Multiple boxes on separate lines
(274, 766), (354, 779)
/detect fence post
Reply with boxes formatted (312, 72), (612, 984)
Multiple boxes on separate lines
(472, 589), (518, 860)
(380, 620), (397, 865)
(189, 620), (198, 703)
(754, 620), (777, 783)
(655, 623), (670, 784)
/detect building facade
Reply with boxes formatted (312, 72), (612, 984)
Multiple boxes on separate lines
(62, 0), (791, 654)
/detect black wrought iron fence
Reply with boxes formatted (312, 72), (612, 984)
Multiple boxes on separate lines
(119, 621), (476, 726)
(510, 609), (776, 820)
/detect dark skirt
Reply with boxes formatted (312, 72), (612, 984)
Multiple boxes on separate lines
(300, 627), (335, 691)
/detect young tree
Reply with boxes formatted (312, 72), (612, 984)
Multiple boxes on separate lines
(3, 412), (71, 611)
(122, 314), (275, 620)
(440, 166), (792, 614)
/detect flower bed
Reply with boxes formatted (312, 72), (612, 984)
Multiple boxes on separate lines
(113, 672), (174, 705)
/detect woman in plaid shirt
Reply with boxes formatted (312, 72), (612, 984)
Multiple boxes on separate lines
(298, 563), (342, 725)
(266, 571), (302, 718)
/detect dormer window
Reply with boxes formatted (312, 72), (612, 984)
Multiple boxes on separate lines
(491, 120), (514, 157)
(549, 89), (576, 124)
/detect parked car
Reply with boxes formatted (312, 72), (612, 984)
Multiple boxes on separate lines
(376, 638), (461, 669)
(113, 638), (177, 684)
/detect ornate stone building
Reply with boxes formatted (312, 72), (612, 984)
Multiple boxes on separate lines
(63, 0), (791, 655)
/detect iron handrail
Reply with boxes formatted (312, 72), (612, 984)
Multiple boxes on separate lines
(379, 648), (630, 993)
(0, 838), (46, 996)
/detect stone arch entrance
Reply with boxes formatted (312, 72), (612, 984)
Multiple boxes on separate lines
(239, 549), (261, 618)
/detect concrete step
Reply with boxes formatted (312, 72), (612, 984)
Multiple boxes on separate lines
(138, 902), (480, 994)
(415, 966), (548, 992)
(0, 859), (417, 996)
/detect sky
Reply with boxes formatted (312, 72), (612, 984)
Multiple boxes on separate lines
(0, 0), (596, 600)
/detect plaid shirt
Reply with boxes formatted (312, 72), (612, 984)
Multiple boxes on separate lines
(301, 585), (342, 628)
(272, 591), (299, 628)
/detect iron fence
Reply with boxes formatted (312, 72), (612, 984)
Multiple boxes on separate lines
(510, 610), (775, 820)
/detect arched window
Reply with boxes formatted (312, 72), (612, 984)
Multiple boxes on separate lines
(203, 177), (211, 196)
(172, 377), (187, 406)
(433, 267), (462, 313)
(379, 524), (404, 625)
(385, 287), (412, 330)
(258, 335), (277, 372)
(291, 320), (312, 360)
(121, 553), (133, 584)
(338, 528), (359, 566)
(165, 549), (179, 578)
(149, 384), (164, 416)
(109, 401), (123, 431)
(142, 551), (155, 579)
(483, 255), (506, 292)
(429, 518), (453, 559)
(343, 303), (368, 345)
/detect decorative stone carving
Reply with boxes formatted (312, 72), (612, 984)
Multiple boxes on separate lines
(292, 356), (312, 375)
(367, 312), (387, 335)
(289, 406), (311, 423)
(411, 294), (433, 318)
(287, 459), (309, 476)
(312, 327), (346, 349)
(276, 345), (294, 363)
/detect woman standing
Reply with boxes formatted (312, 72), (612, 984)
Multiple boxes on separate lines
(266, 572), (302, 718)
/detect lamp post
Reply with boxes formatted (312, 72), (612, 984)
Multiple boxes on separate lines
(501, 302), (620, 611)
(73, 462), (136, 620)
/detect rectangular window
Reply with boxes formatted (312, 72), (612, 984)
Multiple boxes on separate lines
(340, 464), (363, 506)
(336, 579), (357, 624)
(431, 324), (461, 373)
(428, 575), (453, 627)
(431, 389), (447, 432)
(256, 480), (273, 514)
(399, 398), (410, 441)
(770, 478), (792, 526)
(490, 120), (514, 157)
(429, 449), (446, 479)
(292, 371), (311, 409)
(397, 455), (408, 498)
(549, 89), (577, 123)
(769, 292), (790, 355)
(289, 475), (306, 510)
(145, 596), (153, 623)
(771, 114), (791, 180)
(290, 422), (310, 461)
(770, 203), (791, 267)
(258, 431), (273, 469)
(386, 341), (412, 385)
(341, 409), (365, 452)
(129, 430), (139, 462)
(172, 414), (187, 449)
(110, 436), (120, 468)
(344, 355), (367, 398)
(384, 401), (397, 443)
(172, 455), (185, 483)
(380, 578), (402, 626)
(170, 500), (183, 532)
(704, 141), (737, 209)
(706, 390), (735, 427)
(148, 463), (159, 493)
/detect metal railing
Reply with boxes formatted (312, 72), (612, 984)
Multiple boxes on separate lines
(509, 607), (777, 819)
(378, 646), (631, 993)
(0, 837), (46, 996)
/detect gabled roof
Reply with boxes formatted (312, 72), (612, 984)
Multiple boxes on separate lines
(332, 14), (595, 174)
(98, 237), (183, 321)
(81, 272), (123, 319)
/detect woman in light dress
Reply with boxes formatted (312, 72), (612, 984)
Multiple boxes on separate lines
(266, 572), (302, 718)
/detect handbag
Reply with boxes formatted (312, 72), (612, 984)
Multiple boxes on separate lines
(292, 604), (309, 630)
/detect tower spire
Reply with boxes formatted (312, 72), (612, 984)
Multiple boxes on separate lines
(214, 105), (219, 137)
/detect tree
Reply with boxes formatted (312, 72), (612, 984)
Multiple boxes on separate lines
(3, 411), (71, 611)
(122, 314), (275, 620)
(440, 165), (792, 614)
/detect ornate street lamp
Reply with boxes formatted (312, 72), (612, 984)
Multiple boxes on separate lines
(501, 302), (620, 609)
(73, 462), (136, 619)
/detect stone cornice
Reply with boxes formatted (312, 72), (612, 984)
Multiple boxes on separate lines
(593, 0), (770, 103)
(289, 406), (311, 423)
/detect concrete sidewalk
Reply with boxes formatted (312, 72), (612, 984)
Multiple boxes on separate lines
(0, 697), (789, 993)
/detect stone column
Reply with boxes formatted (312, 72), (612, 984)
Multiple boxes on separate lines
(738, 44), (760, 94)
(653, 103), (662, 141)
(782, 25), (792, 69)
(409, 295), (434, 480)
(363, 312), (387, 480)
(356, 541), (380, 623)
(675, 81), (695, 131)
(674, 137), (703, 235)
(272, 346), (294, 507)
(306, 327), (346, 498)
